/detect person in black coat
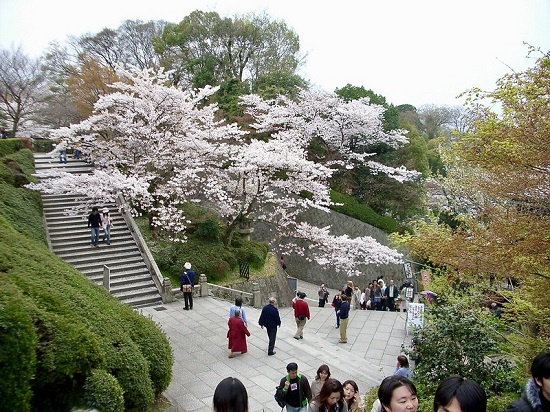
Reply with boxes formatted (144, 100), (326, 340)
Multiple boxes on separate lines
(504, 351), (550, 412)
(258, 297), (281, 356)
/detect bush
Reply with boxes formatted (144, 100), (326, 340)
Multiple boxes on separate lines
(330, 190), (401, 233)
(0, 280), (37, 412)
(83, 369), (125, 412)
(0, 138), (27, 157)
(230, 237), (269, 269)
(0, 145), (174, 411)
(194, 218), (222, 241)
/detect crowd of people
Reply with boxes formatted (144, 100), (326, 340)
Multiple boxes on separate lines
(320, 277), (413, 316)
(213, 351), (550, 412)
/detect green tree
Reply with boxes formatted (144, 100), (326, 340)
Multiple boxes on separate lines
(400, 46), (550, 364)
(335, 83), (399, 131)
(405, 286), (519, 396)
(154, 10), (302, 89)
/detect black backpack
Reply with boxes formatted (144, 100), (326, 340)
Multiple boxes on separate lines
(274, 386), (286, 408)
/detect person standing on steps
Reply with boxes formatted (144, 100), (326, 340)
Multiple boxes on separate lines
(180, 262), (195, 310)
(87, 206), (102, 247)
(258, 297), (281, 356)
(338, 294), (351, 343)
(292, 292), (310, 340)
(101, 207), (112, 245)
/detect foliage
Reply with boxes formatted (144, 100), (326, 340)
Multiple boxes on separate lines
(330, 190), (401, 233)
(0, 137), (28, 157)
(29, 67), (411, 276)
(403, 277), (521, 399)
(0, 279), (37, 412)
(0, 148), (173, 412)
(155, 11), (301, 89)
(83, 369), (125, 412)
(0, 148), (44, 243)
(335, 83), (399, 131)
(401, 47), (550, 359)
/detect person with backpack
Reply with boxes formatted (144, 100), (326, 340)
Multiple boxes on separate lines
(275, 362), (312, 412)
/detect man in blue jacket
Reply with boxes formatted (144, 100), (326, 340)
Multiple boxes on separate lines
(258, 297), (281, 356)
(338, 294), (351, 343)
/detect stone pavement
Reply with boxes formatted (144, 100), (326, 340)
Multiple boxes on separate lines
(139, 279), (411, 412)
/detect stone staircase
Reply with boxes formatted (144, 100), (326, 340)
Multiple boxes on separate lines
(34, 153), (163, 308)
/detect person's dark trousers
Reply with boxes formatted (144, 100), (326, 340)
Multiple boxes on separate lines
(267, 327), (277, 354)
(335, 310), (340, 327)
(319, 299), (325, 307)
(184, 292), (193, 310)
(387, 298), (395, 311)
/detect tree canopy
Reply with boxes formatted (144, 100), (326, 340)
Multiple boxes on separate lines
(400, 46), (550, 359)
(28, 66), (417, 275)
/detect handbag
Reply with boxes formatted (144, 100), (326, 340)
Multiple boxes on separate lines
(181, 272), (193, 292)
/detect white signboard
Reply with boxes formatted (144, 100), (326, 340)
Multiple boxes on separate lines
(405, 302), (424, 334)
(403, 262), (413, 279)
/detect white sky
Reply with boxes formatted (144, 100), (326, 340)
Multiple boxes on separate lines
(1, 0), (549, 108)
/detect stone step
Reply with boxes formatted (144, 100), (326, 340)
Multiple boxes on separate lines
(34, 152), (163, 308)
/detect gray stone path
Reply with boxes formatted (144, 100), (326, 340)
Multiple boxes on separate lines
(140, 279), (411, 412)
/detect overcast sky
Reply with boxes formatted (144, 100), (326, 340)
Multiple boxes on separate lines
(1, 0), (549, 108)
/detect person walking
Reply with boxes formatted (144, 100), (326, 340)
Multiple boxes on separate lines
(338, 294), (351, 343)
(180, 262), (195, 310)
(275, 362), (312, 412)
(343, 380), (362, 412)
(229, 297), (248, 326)
(227, 309), (250, 358)
(101, 207), (112, 245)
(87, 206), (102, 247)
(292, 292), (310, 340)
(258, 297), (281, 356)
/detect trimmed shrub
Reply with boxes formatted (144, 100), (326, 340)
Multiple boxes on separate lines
(0, 138), (27, 157)
(330, 190), (401, 233)
(0, 280), (37, 412)
(0, 144), (174, 411)
(83, 369), (125, 412)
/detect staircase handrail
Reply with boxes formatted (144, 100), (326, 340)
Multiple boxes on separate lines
(116, 193), (170, 302)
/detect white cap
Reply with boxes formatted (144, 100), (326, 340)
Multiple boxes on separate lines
(184, 262), (192, 269)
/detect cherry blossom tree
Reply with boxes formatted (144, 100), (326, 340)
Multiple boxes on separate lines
(29, 66), (414, 274)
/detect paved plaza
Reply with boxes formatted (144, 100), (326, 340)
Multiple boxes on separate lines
(140, 280), (412, 412)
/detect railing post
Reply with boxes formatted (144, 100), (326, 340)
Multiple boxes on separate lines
(252, 282), (261, 308)
(199, 274), (208, 297)
(161, 278), (174, 303)
(103, 265), (110, 291)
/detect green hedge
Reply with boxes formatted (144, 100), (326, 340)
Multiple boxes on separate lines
(0, 147), (173, 411)
(330, 190), (401, 233)
(0, 138), (29, 157)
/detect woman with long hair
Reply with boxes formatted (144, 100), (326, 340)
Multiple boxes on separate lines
(310, 364), (331, 400)
(308, 378), (348, 412)
(342, 380), (362, 412)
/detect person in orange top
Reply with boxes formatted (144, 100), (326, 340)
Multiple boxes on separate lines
(292, 291), (310, 340)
